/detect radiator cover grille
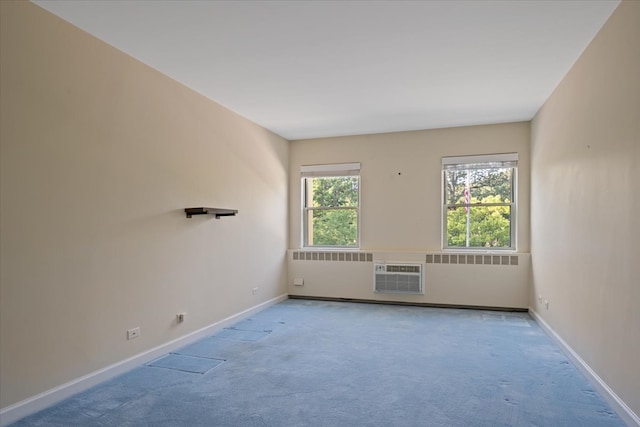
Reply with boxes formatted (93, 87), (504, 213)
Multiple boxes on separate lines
(374, 263), (423, 295)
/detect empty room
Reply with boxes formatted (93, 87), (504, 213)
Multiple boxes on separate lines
(0, 1), (638, 426)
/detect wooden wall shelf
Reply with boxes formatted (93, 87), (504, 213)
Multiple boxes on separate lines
(185, 207), (238, 219)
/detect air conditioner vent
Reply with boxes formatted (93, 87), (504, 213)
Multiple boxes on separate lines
(374, 263), (424, 295)
(385, 265), (420, 273)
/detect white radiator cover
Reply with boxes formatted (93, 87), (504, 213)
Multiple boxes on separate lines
(374, 263), (424, 295)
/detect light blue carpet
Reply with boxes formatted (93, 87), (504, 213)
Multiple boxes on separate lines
(9, 300), (626, 426)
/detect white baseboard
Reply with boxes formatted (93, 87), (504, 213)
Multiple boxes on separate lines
(529, 308), (640, 427)
(0, 294), (288, 427)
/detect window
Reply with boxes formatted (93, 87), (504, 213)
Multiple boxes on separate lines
(301, 163), (360, 248)
(442, 153), (517, 250)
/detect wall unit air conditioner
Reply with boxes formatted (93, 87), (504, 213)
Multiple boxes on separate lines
(374, 263), (424, 295)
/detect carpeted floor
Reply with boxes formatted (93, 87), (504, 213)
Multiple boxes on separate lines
(9, 300), (626, 426)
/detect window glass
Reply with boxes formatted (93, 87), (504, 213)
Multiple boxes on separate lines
(302, 164), (360, 248)
(443, 155), (517, 250)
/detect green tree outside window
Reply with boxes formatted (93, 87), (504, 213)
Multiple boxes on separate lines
(304, 176), (359, 247)
(443, 162), (516, 249)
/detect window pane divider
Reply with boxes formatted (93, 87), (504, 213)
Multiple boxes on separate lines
(304, 206), (358, 211)
(446, 202), (514, 208)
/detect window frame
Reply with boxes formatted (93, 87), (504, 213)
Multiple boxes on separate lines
(301, 163), (361, 249)
(441, 153), (518, 251)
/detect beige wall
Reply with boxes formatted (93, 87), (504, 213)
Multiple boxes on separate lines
(289, 122), (531, 252)
(288, 123), (531, 307)
(531, 0), (639, 417)
(0, 1), (288, 409)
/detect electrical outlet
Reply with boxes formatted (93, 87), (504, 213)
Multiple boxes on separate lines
(127, 327), (140, 340)
(252, 287), (258, 295)
(544, 299), (549, 310)
(177, 313), (186, 323)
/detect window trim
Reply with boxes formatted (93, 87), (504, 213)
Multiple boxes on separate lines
(301, 163), (361, 249)
(441, 153), (518, 251)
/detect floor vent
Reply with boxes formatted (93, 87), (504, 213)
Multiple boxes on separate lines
(374, 263), (424, 295)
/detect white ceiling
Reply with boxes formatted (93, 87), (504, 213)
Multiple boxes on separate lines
(33, 0), (619, 140)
